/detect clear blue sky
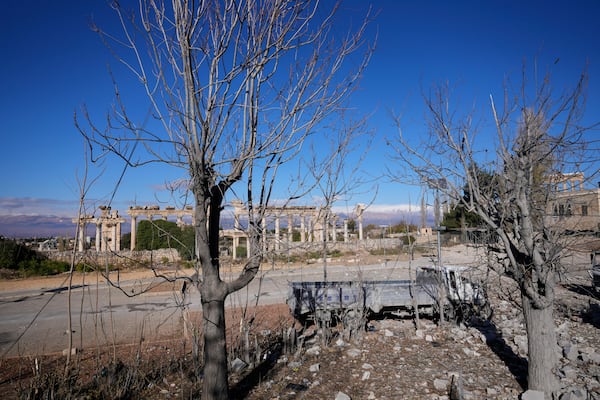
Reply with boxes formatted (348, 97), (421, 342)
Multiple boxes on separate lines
(1, 0), (599, 223)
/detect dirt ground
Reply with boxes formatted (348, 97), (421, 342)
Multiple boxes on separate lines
(1, 246), (599, 399)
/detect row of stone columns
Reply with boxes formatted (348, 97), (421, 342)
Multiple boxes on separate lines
(229, 201), (366, 259)
(74, 203), (366, 256)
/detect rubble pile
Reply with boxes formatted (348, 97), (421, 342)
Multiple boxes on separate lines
(240, 283), (600, 400)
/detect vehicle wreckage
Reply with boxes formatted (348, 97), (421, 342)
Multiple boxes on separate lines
(288, 264), (491, 325)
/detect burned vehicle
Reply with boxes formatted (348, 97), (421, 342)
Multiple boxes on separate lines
(288, 264), (490, 325)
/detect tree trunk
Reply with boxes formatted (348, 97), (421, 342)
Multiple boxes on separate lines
(201, 284), (229, 400)
(522, 294), (559, 396)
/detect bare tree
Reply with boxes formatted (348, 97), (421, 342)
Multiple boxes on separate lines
(66, 147), (102, 370)
(308, 112), (374, 280)
(388, 66), (596, 396)
(306, 110), (375, 340)
(76, 1), (373, 398)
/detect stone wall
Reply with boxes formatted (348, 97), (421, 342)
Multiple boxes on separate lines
(46, 248), (182, 266)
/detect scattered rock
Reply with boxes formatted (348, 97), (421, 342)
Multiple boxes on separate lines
(563, 343), (579, 362)
(62, 347), (78, 356)
(346, 348), (361, 358)
(559, 388), (587, 400)
(513, 335), (528, 355)
(449, 374), (464, 400)
(521, 389), (545, 400)
(306, 345), (321, 356)
(559, 365), (578, 380)
(433, 378), (449, 391)
(231, 357), (248, 373)
(335, 391), (351, 400)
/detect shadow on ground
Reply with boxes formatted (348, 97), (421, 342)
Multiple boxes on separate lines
(229, 341), (284, 399)
(474, 320), (528, 390)
(563, 283), (598, 300)
(581, 302), (600, 329)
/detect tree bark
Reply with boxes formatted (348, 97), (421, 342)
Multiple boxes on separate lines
(201, 279), (229, 400)
(522, 293), (559, 396)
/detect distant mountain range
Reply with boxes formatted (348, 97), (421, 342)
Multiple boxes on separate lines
(0, 208), (427, 239)
(0, 215), (79, 238)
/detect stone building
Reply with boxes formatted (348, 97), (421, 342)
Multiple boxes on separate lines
(546, 172), (600, 233)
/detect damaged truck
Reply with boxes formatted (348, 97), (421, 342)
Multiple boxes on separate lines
(287, 264), (490, 326)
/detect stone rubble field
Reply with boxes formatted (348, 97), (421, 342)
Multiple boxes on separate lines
(238, 261), (600, 400)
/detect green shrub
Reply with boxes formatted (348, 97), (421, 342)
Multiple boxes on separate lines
(235, 246), (247, 258)
(0, 238), (43, 270)
(18, 259), (70, 277)
(0, 238), (71, 277)
(368, 246), (404, 256)
(134, 220), (195, 260)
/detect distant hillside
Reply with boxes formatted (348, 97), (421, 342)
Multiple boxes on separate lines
(0, 208), (427, 239)
(0, 215), (78, 238)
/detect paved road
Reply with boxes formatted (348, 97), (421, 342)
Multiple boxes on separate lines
(0, 252), (478, 357)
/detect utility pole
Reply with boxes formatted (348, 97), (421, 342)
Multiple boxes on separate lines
(427, 177), (447, 324)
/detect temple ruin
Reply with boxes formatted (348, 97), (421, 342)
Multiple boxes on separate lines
(73, 202), (367, 258)
(72, 206), (125, 252)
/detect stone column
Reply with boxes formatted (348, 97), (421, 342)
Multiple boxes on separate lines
(246, 236), (250, 259)
(355, 204), (365, 241)
(332, 216), (337, 242)
(130, 216), (137, 251)
(262, 216), (267, 254)
(115, 221), (121, 251)
(287, 214), (293, 243)
(112, 223), (118, 252)
(274, 216), (280, 251)
(233, 235), (238, 260)
(300, 216), (306, 242)
(96, 222), (101, 251)
(315, 220), (323, 242)
(358, 219), (364, 241)
(344, 219), (349, 243)
(232, 199), (243, 230)
(77, 223), (85, 252)
(100, 222), (108, 252)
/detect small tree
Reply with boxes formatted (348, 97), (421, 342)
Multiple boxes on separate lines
(77, 1), (373, 398)
(307, 112), (374, 281)
(306, 111), (375, 340)
(389, 66), (596, 395)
